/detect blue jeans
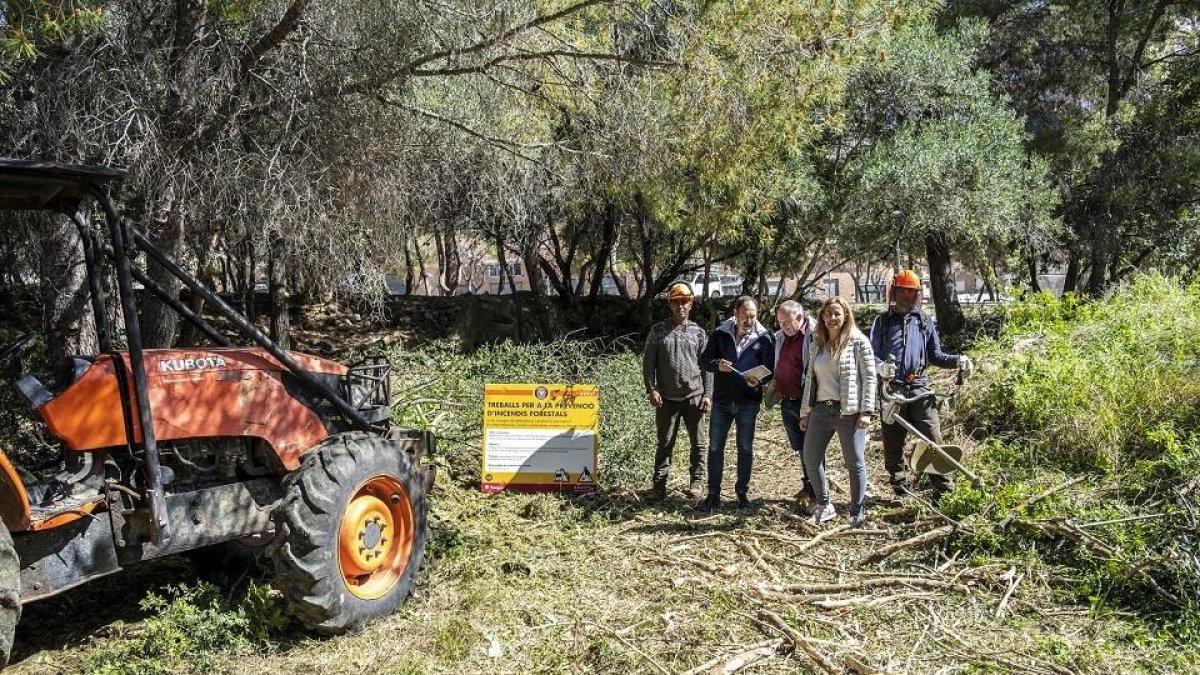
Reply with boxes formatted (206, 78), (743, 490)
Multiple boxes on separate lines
(802, 404), (868, 517)
(707, 401), (759, 499)
(781, 398), (815, 500)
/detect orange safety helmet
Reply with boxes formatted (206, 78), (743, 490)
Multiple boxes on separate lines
(888, 269), (922, 300)
(666, 282), (695, 301)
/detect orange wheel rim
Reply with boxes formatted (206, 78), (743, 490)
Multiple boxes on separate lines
(338, 475), (415, 600)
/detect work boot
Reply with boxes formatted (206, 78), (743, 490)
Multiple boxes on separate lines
(928, 475), (951, 501)
(889, 471), (909, 497)
(794, 481), (815, 509)
(736, 492), (756, 510)
(685, 478), (704, 500)
(695, 495), (721, 513)
(646, 484), (667, 503)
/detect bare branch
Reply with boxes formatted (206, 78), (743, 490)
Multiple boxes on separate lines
(410, 49), (679, 77)
(323, 0), (612, 98)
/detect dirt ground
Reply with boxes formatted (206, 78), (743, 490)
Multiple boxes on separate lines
(8, 407), (1183, 674)
(2, 302), (1190, 673)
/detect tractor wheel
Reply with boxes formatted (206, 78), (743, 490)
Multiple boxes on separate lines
(270, 432), (428, 635)
(0, 522), (20, 665)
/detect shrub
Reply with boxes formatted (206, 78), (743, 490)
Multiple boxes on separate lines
(948, 276), (1200, 621)
(961, 275), (1200, 473)
(387, 337), (656, 489)
(85, 581), (289, 674)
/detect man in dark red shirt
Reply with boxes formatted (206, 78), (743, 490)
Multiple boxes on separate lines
(771, 300), (816, 505)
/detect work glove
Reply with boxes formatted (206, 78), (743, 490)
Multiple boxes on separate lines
(958, 355), (973, 378)
(878, 361), (897, 381)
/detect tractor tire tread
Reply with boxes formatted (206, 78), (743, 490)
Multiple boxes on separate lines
(0, 522), (20, 666)
(270, 432), (428, 635)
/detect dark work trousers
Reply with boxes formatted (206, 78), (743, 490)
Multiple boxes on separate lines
(881, 394), (948, 490)
(780, 398), (815, 500)
(707, 400), (760, 499)
(653, 397), (706, 489)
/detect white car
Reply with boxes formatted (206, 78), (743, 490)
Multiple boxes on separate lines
(679, 272), (724, 297)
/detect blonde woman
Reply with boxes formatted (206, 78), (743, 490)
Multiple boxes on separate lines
(798, 297), (876, 526)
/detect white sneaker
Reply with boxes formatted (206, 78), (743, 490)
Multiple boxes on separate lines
(810, 502), (836, 526)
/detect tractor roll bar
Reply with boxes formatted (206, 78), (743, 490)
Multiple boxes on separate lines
(72, 217), (112, 353)
(95, 187), (172, 544)
(128, 229), (376, 434)
(97, 240), (232, 348)
(73, 179), (380, 547)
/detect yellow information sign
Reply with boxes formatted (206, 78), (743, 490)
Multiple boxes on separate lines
(481, 383), (599, 493)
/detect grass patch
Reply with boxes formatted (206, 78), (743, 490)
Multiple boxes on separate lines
(946, 275), (1200, 626)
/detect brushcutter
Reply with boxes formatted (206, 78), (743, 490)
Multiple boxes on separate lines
(878, 359), (982, 490)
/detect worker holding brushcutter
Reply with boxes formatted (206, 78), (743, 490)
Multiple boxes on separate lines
(869, 270), (973, 497)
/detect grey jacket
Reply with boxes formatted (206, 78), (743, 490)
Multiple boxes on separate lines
(799, 329), (877, 417)
(642, 319), (713, 401)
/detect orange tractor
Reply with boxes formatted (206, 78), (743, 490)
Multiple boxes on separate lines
(0, 159), (435, 663)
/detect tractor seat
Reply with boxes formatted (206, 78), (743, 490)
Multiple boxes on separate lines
(15, 373), (52, 410)
(13, 356), (92, 411)
(52, 356), (94, 394)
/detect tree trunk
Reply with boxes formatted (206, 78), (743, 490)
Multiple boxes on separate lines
(142, 1), (210, 349)
(268, 235), (291, 350)
(924, 234), (963, 335)
(177, 230), (220, 348)
(608, 258), (630, 299)
(40, 213), (97, 364)
(523, 240), (544, 299)
(1026, 252), (1041, 294)
(741, 233), (762, 297)
(634, 198), (657, 326)
(402, 229), (415, 296)
(242, 236), (257, 323)
(140, 204), (187, 348)
(585, 202), (619, 304)
(1062, 250), (1081, 297)
(1085, 226), (1110, 298)
(414, 235), (428, 294)
(495, 229), (524, 342)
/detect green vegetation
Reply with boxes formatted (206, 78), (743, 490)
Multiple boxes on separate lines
(83, 582), (288, 675)
(13, 286), (1200, 673)
(386, 337), (656, 489)
(944, 275), (1200, 627)
(967, 276), (1200, 471)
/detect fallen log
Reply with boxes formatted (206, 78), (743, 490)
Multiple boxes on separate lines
(860, 524), (958, 565)
(759, 610), (841, 675)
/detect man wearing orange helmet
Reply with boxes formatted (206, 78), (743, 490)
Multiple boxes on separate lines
(869, 270), (973, 496)
(642, 281), (713, 501)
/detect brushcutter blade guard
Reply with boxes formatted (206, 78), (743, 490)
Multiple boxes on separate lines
(909, 441), (965, 476)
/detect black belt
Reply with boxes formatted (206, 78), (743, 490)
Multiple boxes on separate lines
(816, 400), (840, 407)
